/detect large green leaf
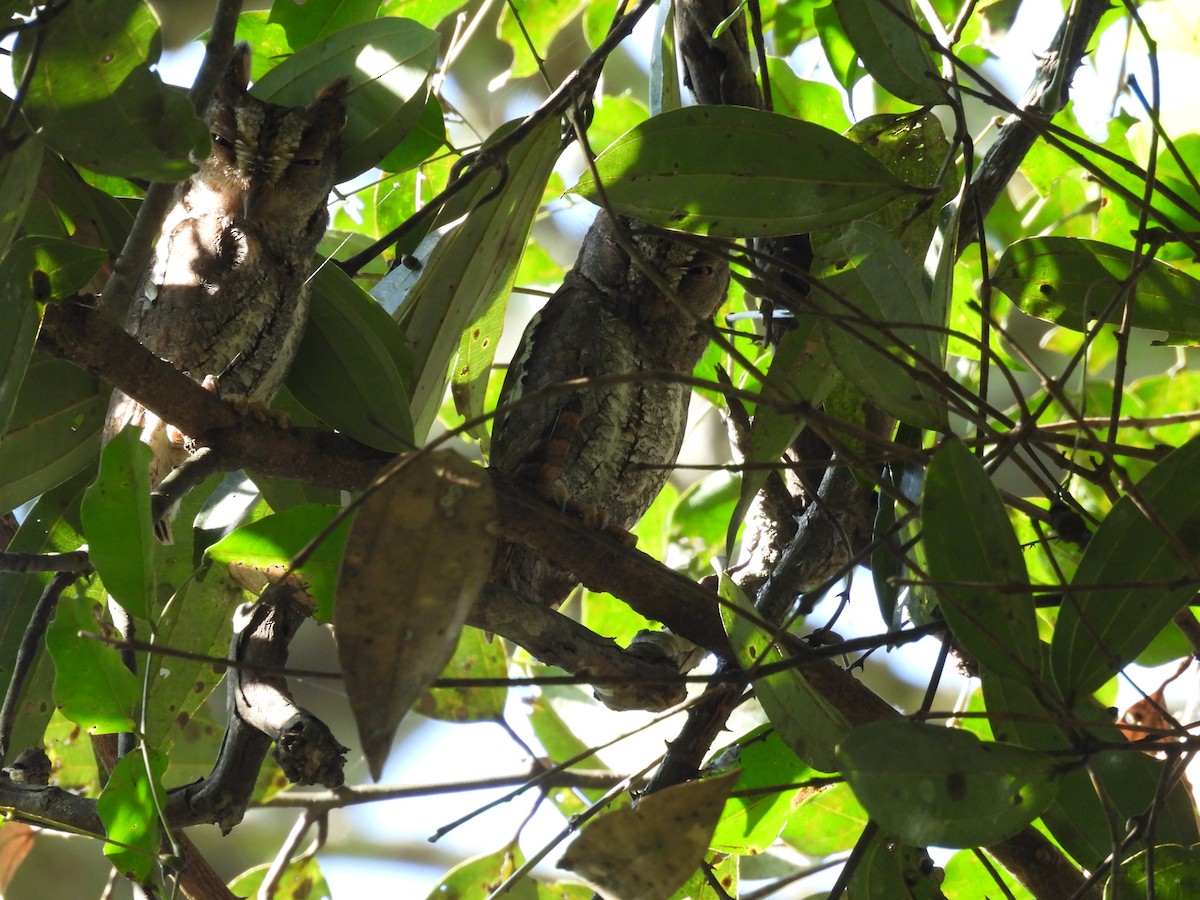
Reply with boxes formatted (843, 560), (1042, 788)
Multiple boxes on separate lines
(268, 0), (380, 49)
(572, 106), (919, 237)
(813, 220), (948, 429)
(0, 136), (42, 259)
(837, 720), (1061, 848)
(982, 668), (1200, 869)
(709, 727), (815, 855)
(922, 439), (1040, 680)
(12, 0), (206, 180)
(1051, 434), (1200, 700)
(286, 264), (414, 452)
(994, 237), (1200, 344)
(0, 470), (93, 755)
(378, 117), (562, 438)
(0, 236), (107, 443)
(80, 427), (155, 622)
(46, 593), (138, 735)
(830, 0), (949, 105)
(0, 354), (105, 514)
(206, 504), (351, 624)
(97, 749), (167, 883)
(721, 575), (848, 772)
(253, 17), (440, 180)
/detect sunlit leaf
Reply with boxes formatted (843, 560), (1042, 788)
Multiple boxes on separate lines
(46, 594), (138, 735)
(253, 17), (440, 180)
(97, 750), (167, 883)
(206, 504), (351, 623)
(721, 575), (849, 772)
(12, 0), (206, 180)
(573, 106), (919, 237)
(380, 117), (561, 438)
(229, 856), (333, 899)
(831, 0), (949, 105)
(80, 427), (155, 621)
(268, 0), (380, 49)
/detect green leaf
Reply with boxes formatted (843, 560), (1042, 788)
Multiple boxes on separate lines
(424, 845), (536, 900)
(378, 92), (447, 173)
(253, 17), (440, 180)
(380, 117), (562, 439)
(450, 287), (508, 452)
(0, 236), (106, 442)
(0, 354), (105, 514)
(0, 470), (93, 754)
(229, 857), (333, 899)
(782, 782), (868, 855)
(0, 136), (43, 258)
(143, 564), (241, 752)
(710, 727), (815, 854)
(80, 427), (155, 622)
(766, 58), (851, 133)
(497, 0), (587, 82)
(46, 594), (138, 734)
(822, 112), (955, 261)
(994, 237), (1200, 344)
(12, 0), (206, 180)
(981, 668), (1199, 869)
(922, 439), (1040, 679)
(286, 264), (414, 452)
(830, 0), (949, 105)
(1105, 845), (1200, 900)
(97, 749), (167, 883)
(813, 220), (948, 429)
(572, 106), (919, 237)
(206, 504), (351, 623)
(721, 575), (849, 772)
(1052, 434), (1200, 700)
(836, 720), (1061, 847)
(850, 838), (946, 899)
(268, 0), (380, 49)
(414, 626), (508, 723)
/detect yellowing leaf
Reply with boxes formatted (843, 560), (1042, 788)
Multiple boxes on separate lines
(559, 771), (738, 900)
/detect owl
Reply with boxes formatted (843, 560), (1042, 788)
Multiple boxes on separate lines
(490, 211), (729, 608)
(105, 43), (347, 518)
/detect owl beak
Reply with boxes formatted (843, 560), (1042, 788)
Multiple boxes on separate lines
(242, 186), (268, 221)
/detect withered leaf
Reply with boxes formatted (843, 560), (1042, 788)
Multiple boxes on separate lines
(558, 771), (738, 900)
(336, 450), (496, 779)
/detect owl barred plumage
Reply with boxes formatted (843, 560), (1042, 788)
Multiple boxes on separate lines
(104, 44), (347, 502)
(490, 211), (730, 608)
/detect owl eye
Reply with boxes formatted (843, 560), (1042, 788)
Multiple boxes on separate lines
(211, 132), (235, 151)
(684, 264), (715, 278)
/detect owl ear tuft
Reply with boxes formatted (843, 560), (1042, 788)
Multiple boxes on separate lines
(219, 42), (252, 95)
(313, 77), (351, 132)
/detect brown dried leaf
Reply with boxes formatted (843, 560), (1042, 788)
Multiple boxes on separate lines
(558, 771), (738, 900)
(336, 450), (496, 779)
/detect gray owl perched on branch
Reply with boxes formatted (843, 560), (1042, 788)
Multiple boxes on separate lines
(105, 44), (347, 518)
(490, 211), (729, 608)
